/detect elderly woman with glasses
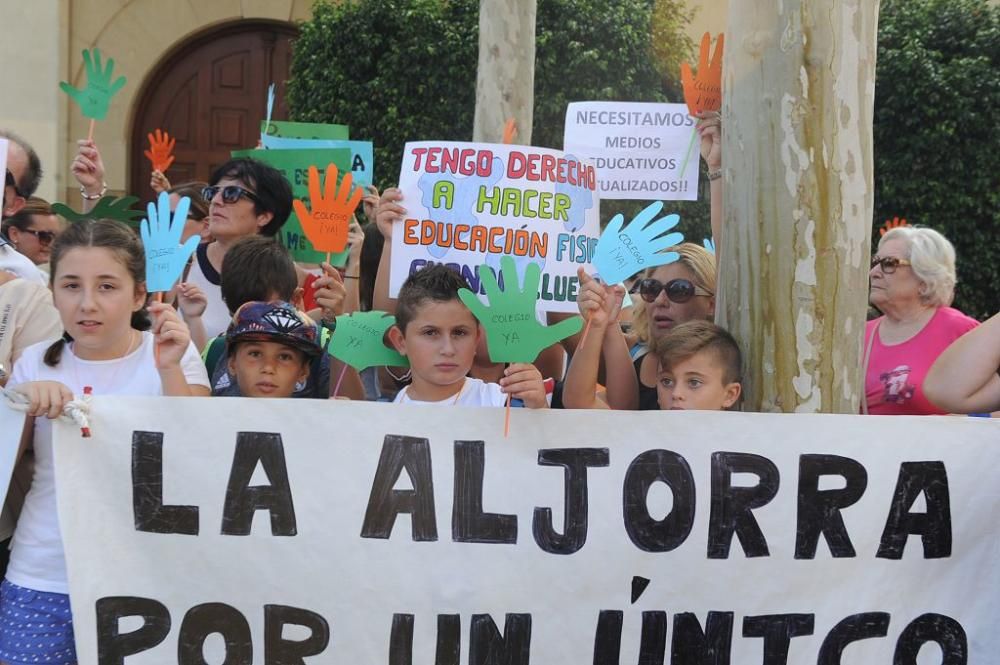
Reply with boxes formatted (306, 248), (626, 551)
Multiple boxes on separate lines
(862, 226), (979, 415)
(0, 197), (64, 269)
(564, 242), (718, 410)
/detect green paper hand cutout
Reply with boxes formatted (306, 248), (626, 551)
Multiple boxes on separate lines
(52, 196), (144, 226)
(459, 256), (583, 363)
(325, 311), (409, 371)
(60, 48), (127, 121)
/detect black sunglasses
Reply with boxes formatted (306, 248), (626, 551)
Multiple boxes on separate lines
(631, 277), (713, 304)
(202, 185), (260, 205)
(20, 229), (57, 245)
(5, 170), (24, 198)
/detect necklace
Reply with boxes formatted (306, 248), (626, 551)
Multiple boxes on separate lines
(70, 328), (140, 396)
(402, 377), (468, 405)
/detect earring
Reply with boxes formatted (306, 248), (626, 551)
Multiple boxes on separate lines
(294, 379), (307, 392)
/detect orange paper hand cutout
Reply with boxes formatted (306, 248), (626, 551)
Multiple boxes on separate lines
(293, 163), (363, 254)
(681, 32), (724, 116)
(144, 129), (175, 173)
(503, 118), (517, 144)
(880, 217), (909, 237)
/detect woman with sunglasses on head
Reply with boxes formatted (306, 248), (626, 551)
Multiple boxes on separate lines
(181, 158), (293, 346)
(564, 243), (717, 410)
(1, 197), (64, 272)
(862, 226), (979, 415)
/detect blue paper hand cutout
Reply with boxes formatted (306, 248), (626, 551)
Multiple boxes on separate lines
(140, 192), (200, 293)
(703, 237), (715, 254)
(591, 201), (685, 285)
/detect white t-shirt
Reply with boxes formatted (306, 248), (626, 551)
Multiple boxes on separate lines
(6, 332), (209, 593)
(393, 377), (506, 407)
(0, 242), (46, 285)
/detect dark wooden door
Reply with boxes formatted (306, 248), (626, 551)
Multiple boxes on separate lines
(130, 22), (296, 201)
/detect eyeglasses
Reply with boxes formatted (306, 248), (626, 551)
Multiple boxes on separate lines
(4, 170), (24, 198)
(870, 255), (912, 274)
(19, 229), (57, 245)
(201, 185), (260, 205)
(631, 278), (713, 304)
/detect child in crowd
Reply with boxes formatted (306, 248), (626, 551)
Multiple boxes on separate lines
(204, 235), (363, 399)
(372, 187), (567, 399)
(225, 301), (322, 398)
(386, 264), (548, 407)
(204, 235), (321, 395)
(563, 246), (717, 411)
(564, 269), (740, 411)
(3, 219), (209, 664)
(651, 320), (742, 410)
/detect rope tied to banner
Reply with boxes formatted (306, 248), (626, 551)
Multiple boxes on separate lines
(1, 386), (93, 437)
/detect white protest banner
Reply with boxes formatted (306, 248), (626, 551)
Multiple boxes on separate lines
(0, 401), (25, 511)
(55, 397), (998, 664)
(391, 141), (601, 313)
(563, 101), (700, 201)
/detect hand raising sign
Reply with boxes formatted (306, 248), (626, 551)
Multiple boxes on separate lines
(292, 163), (363, 254)
(140, 192), (200, 293)
(503, 118), (518, 144)
(60, 48), (127, 121)
(592, 201), (685, 285)
(880, 217), (909, 237)
(458, 257), (583, 363)
(325, 311), (409, 371)
(681, 33), (724, 116)
(144, 129), (176, 173)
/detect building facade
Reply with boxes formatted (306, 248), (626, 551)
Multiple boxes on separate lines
(0, 0), (726, 206)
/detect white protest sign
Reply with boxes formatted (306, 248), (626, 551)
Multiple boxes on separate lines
(0, 401), (25, 510)
(391, 141), (601, 313)
(563, 101), (700, 201)
(55, 397), (999, 664)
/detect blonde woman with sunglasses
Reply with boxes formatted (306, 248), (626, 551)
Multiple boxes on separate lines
(862, 226), (979, 415)
(564, 243), (717, 410)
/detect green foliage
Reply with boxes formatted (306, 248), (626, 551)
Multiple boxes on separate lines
(288, 0), (479, 196)
(287, 0), (708, 237)
(531, 0), (705, 237)
(874, 0), (999, 320)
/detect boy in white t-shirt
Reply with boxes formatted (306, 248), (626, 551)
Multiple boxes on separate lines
(386, 265), (548, 407)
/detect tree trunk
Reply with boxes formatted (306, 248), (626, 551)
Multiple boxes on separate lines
(718, 0), (880, 413)
(472, 0), (537, 144)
